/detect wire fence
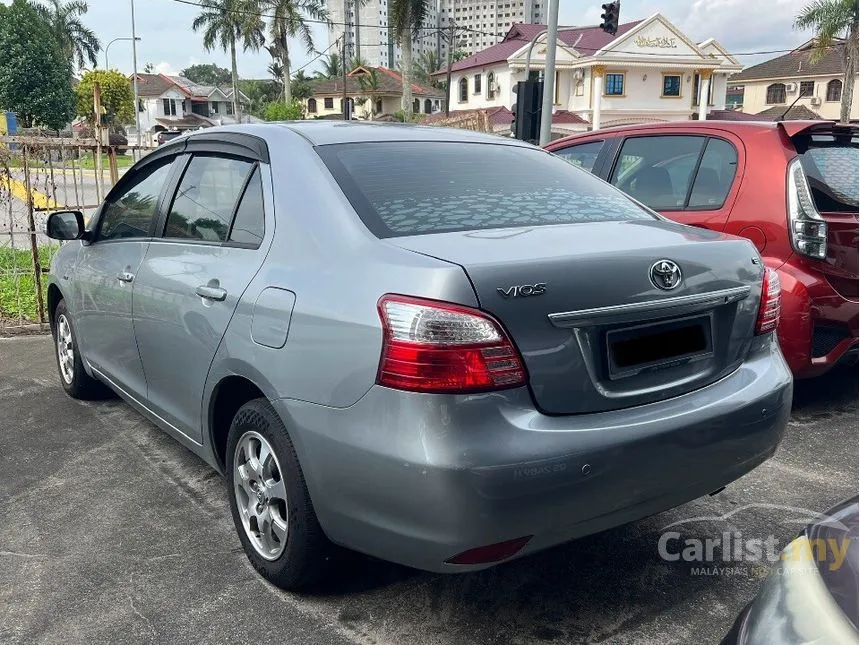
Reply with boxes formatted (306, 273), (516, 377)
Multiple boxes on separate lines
(0, 136), (153, 332)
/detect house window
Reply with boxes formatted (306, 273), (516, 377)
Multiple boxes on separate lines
(766, 83), (786, 105)
(826, 79), (842, 102)
(604, 73), (624, 96)
(308, 98), (317, 113)
(211, 101), (219, 114)
(324, 97), (334, 109)
(413, 98), (420, 113)
(458, 77), (468, 102)
(662, 74), (682, 97)
(486, 71), (495, 99)
(162, 98), (178, 116)
(226, 102), (234, 115)
(424, 98), (432, 114)
(138, 99), (145, 112)
(575, 80), (584, 96)
(474, 74), (482, 94)
(375, 98), (383, 113)
(799, 81), (815, 98)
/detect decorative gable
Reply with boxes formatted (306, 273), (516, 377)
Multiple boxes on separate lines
(597, 13), (707, 64)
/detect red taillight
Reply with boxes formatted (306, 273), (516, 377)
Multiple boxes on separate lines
(376, 294), (526, 393)
(445, 536), (533, 565)
(755, 268), (781, 335)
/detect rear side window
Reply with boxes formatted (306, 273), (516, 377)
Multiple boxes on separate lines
(553, 140), (605, 172)
(317, 142), (654, 237)
(796, 134), (858, 213)
(165, 155), (254, 242)
(228, 166), (265, 247)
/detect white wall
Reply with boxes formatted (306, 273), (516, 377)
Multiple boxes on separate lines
(740, 77), (859, 120)
(450, 64), (511, 110)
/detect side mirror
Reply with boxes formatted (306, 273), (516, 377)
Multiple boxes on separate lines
(46, 210), (85, 241)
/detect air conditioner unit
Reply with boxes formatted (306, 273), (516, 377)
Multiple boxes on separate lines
(810, 96), (822, 106)
(785, 82), (798, 93)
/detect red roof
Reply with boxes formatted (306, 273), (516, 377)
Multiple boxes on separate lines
(440, 21), (643, 75)
(552, 110), (589, 125)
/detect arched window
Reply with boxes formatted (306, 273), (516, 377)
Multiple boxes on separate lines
(424, 98), (432, 114)
(413, 98), (420, 113)
(375, 98), (383, 114)
(487, 71), (495, 99)
(827, 79), (843, 102)
(766, 83), (786, 105)
(307, 98), (317, 113)
(458, 77), (468, 102)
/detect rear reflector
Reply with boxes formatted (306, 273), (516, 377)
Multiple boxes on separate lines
(376, 294), (526, 393)
(755, 268), (781, 335)
(445, 536), (533, 565)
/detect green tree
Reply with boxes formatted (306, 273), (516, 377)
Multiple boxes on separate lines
(76, 69), (134, 125)
(143, 62), (155, 73)
(413, 49), (439, 85)
(452, 50), (467, 62)
(192, 0), (265, 120)
(32, 0), (101, 71)
(794, 0), (858, 123)
(262, 0), (330, 104)
(291, 70), (313, 100)
(0, 0), (74, 129)
(389, 0), (429, 113)
(240, 78), (281, 116)
(314, 53), (342, 79)
(356, 68), (381, 120)
(180, 63), (233, 85)
(263, 99), (304, 120)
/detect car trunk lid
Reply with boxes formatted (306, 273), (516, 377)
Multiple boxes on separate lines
(387, 219), (764, 415)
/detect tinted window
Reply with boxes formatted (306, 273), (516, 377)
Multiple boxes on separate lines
(98, 159), (174, 240)
(554, 140), (605, 172)
(165, 155), (254, 242)
(611, 136), (705, 210)
(229, 166), (265, 247)
(317, 142), (654, 238)
(798, 134), (859, 212)
(688, 138), (738, 209)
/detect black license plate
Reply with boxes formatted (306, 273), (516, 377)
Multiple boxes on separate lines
(606, 315), (713, 379)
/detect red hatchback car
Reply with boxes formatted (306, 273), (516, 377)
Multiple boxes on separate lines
(546, 120), (858, 378)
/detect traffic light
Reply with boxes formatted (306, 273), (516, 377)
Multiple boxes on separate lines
(600, 1), (620, 35)
(511, 80), (542, 144)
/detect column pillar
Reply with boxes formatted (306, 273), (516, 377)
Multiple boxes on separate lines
(592, 65), (605, 131)
(698, 69), (712, 121)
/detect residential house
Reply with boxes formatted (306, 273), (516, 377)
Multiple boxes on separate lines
(728, 40), (858, 121)
(432, 13), (742, 134)
(302, 66), (445, 120)
(128, 73), (254, 145)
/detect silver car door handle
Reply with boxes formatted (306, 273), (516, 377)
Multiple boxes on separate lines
(195, 285), (227, 301)
(117, 272), (134, 283)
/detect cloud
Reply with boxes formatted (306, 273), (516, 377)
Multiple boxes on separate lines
(153, 61), (179, 76)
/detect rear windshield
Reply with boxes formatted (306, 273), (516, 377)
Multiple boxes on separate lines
(317, 141), (655, 237)
(796, 133), (858, 213)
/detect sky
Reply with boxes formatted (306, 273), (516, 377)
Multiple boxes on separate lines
(16, 0), (820, 79)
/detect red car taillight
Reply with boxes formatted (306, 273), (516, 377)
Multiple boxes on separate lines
(755, 268), (781, 335)
(376, 294), (526, 393)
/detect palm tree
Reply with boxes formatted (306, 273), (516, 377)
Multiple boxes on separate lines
(192, 0), (265, 121)
(388, 0), (429, 113)
(794, 0), (858, 123)
(314, 53), (342, 79)
(413, 49), (439, 86)
(262, 0), (330, 104)
(356, 68), (381, 120)
(33, 0), (100, 71)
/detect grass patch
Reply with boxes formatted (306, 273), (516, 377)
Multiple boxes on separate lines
(0, 245), (60, 322)
(78, 152), (135, 170)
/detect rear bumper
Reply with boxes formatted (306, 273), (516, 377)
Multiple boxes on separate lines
(773, 259), (858, 378)
(276, 337), (792, 573)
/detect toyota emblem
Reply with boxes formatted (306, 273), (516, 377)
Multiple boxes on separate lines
(650, 259), (682, 290)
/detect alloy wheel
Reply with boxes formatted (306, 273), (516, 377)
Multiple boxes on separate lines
(56, 314), (75, 385)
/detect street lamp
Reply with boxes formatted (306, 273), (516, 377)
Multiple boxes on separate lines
(104, 36), (141, 70)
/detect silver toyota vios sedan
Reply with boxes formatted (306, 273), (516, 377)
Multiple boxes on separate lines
(46, 123), (792, 589)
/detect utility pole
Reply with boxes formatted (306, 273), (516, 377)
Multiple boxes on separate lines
(538, 0), (559, 146)
(354, 0), (360, 63)
(342, 36), (349, 119)
(130, 0), (142, 156)
(444, 22), (455, 116)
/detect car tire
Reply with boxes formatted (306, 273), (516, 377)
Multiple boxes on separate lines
(53, 299), (110, 400)
(226, 398), (333, 590)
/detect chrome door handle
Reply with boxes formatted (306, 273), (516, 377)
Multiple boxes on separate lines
(195, 285), (227, 301)
(117, 272), (134, 283)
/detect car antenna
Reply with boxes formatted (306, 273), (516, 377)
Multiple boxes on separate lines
(777, 94), (803, 122)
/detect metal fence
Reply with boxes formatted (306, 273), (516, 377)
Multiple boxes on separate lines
(0, 135), (153, 332)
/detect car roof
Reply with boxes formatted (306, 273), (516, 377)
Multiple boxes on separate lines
(195, 121), (532, 148)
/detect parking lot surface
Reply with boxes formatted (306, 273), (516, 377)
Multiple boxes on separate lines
(1, 335), (857, 645)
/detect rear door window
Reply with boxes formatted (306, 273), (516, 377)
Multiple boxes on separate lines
(796, 134), (858, 213)
(316, 142), (655, 238)
(688, 138), (738, 209)
(553, 140), (605, 173)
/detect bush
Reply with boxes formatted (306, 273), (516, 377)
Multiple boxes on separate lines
(263, 100), (304, 121)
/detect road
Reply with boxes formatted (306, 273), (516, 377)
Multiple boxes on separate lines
(0, 335), (856, 645)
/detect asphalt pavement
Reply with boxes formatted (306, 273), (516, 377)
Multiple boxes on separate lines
(0, 335), (857, 645)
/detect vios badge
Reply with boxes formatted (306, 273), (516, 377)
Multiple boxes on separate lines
(650, 259), (682, 290)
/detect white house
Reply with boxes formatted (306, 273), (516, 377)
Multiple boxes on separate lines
(128, 73), (255, 145)
(433, 13), (742, 135)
